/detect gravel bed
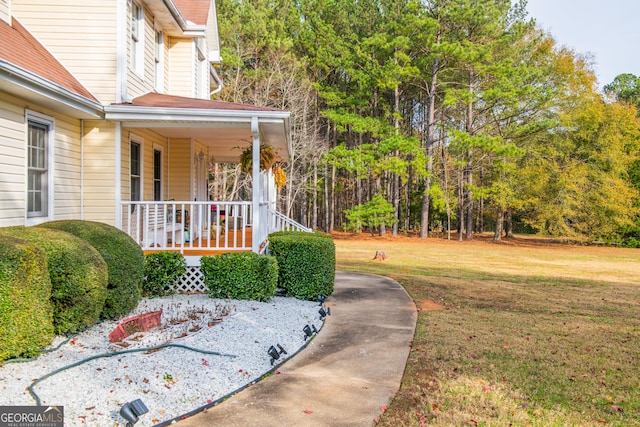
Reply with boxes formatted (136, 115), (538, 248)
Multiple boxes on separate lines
(0, 294), (323, 426)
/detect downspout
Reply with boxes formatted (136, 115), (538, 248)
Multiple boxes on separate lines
(251, 116), (260, 253)
(209, 64), (223, 96)
(116, 0), (131, 103)
(80, 120), (84, 219)
(115, 123), (122, 228)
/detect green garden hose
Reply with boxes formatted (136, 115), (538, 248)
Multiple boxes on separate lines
(28, 343), (236, 406)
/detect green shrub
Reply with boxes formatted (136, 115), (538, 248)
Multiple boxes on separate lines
(0, 227), (108, 335)
(268, 231), (335, 300)
(39, 220), (144, 319)
(0, 235), (54, 363)
(201, 252), (278, 302)
(143, 252), (187, 297)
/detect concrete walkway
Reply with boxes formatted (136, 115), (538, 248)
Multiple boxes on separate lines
(177, 271), (417, 427)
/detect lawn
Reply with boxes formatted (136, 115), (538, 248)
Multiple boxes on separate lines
(333, 233), (640, 426)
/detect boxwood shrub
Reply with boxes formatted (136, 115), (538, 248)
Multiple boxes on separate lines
(0, 227), (108, 334)
(40, 220), (144, 319)
(143, 252), (187, 297)
(0, 235), (54, 363)
(268, 231), (335, 300)
(201, 252), (278, 302)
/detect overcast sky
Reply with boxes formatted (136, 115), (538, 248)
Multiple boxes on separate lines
(524, 0), (640, 88)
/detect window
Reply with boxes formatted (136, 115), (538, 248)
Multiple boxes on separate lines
(130, 141), (141, 204)
(153, 148), (162, 201)
(155, 30), (164, 92)
(27, 119), (51, 218)
(130, 1), (144, 75)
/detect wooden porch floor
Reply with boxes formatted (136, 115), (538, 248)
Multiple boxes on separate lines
(143, 228), (253, 257)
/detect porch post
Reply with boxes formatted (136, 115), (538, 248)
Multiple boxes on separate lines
(251, 116), (260, 253)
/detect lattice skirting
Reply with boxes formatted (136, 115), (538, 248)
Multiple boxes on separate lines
(174, 266), (207, 293)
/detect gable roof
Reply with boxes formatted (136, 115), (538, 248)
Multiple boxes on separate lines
(0, 17), (98, 103)
(173, 0), (211, 26)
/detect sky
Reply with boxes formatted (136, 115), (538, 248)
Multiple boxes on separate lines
(524, 0), (640, 88)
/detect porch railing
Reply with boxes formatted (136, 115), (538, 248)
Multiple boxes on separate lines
(268, 209), (312, 233)
(121, 201), (311, 254)
(122, 201), (252, 253)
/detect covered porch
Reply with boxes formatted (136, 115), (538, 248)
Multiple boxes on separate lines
(105, 93), (310, 261)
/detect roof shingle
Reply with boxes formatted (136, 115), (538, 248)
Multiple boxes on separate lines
(173, 0), (211, 26)
(115, 92), (284, 113)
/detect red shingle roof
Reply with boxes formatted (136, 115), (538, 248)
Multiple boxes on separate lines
(173, 0), (211, 26)
(116, 92), (284, 112)
(0, 17), (98, 102)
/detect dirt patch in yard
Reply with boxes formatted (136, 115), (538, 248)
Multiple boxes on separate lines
(419, 299), (444, 311)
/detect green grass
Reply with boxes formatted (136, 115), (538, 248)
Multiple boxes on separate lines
(334, 233), (640, 426)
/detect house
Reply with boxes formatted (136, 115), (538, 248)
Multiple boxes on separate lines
(0, 0), (309, 288)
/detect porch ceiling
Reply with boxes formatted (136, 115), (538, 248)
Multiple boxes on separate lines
(105, 93), (291, 162)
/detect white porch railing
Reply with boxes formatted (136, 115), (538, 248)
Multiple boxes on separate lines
(121, 201), (311, 254)
(268, 209), (312, 233)
(122, 201), (253, 253)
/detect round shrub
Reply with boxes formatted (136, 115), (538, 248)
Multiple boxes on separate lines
(0, 235), (54, 363)
(143, 252), (187, 297)
(39, 220), (144, 319)
(201, 252), (278, 302)
(268, 231), (335, 300)
(0, 227), (108, 334)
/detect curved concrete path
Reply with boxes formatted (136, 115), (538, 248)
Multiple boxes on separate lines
(177, 271), (417, 427)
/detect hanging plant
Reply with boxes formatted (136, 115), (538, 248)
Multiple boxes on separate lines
(272, 164), (287, 189)
(239, 144), (277, 173)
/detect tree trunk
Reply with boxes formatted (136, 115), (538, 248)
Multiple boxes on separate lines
(312, 158), (318, 230)
(330, 164), (336, 232)
(323, 163), (329, 232)
(494, 208), (504, 241)
(505, 209), (514, 238)
(420, 37), (441, 238)
(465, 163), (473, 240)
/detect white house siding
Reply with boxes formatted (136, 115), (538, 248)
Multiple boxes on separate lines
(11, 0), (117, 104)
(168, 37), (194, 97)
(0, 93), (27, 226)
(0, 0), (10, 24)
(82, 120), (117, 225)
(0, 91), (82, 226)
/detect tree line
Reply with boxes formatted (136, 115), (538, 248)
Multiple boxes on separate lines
(210, 0), (640, 244)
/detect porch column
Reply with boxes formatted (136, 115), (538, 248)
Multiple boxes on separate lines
(251, 116), (260, 253)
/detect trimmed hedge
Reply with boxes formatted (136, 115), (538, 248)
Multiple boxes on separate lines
(40, 220), (144, 319)
(143, 252), (187, 297)
(0, 235), (54, 363)
(268, 231), (335, 301)
(0, 227), (108, 334)
(201, 252), (278, 302)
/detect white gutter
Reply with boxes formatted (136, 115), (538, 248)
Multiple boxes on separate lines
(0, 60), (103, 118)
(104, 105), (289, 122)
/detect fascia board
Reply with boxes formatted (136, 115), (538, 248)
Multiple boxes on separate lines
(0, 60), (104, 119)
(104, 105), (290, 123)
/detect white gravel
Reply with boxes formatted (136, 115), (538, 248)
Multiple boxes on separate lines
(0, 294), (323, 426)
